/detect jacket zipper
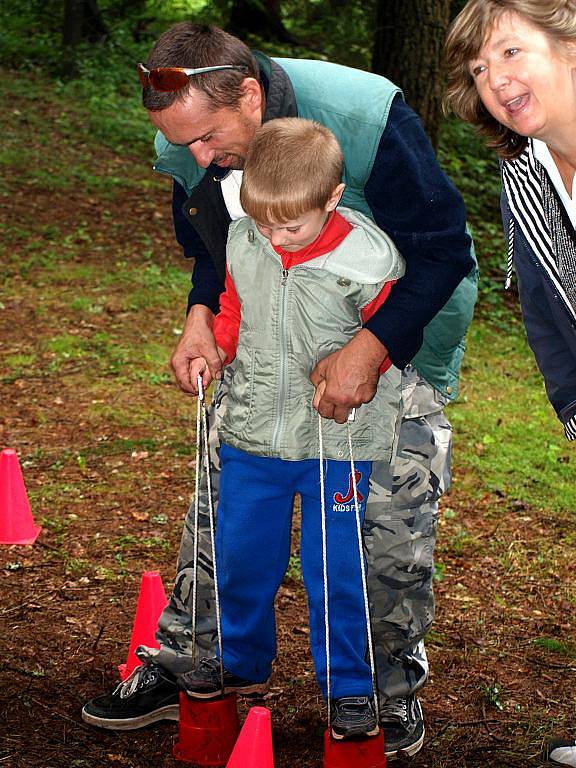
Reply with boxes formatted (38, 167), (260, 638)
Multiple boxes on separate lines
(271, 268), (290, 453)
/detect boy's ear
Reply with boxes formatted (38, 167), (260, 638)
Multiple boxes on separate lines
(325, 182), (346, 212)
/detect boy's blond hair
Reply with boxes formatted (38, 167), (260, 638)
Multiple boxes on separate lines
(444, 0), (576, 159)
(240, 118), (343, 223)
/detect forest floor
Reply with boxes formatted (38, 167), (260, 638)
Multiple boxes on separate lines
(0, 71), (575, 768)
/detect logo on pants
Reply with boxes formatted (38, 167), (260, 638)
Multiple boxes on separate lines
(332, 471), (363, 511)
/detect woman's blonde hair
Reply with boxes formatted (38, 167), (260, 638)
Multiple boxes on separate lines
(240, 118), (343, 224)
(444, 0), (576, 159)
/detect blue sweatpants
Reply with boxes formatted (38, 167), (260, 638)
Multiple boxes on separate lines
(216, 442), (373, 700)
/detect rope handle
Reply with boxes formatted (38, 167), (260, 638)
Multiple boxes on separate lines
(319, 409), (379, 729)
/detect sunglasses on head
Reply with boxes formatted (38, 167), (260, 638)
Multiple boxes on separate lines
(137, 62), (248, 92)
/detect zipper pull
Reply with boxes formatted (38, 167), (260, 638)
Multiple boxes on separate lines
(281, 268), (289, 286)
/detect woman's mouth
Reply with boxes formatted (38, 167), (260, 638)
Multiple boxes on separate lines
(504, 94), (529, 114)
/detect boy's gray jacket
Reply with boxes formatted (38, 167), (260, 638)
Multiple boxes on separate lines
(218, 208), (405, 461)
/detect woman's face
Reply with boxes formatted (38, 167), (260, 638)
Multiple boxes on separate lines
(469, 11), (576, 141)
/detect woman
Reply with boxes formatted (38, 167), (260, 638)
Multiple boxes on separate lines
(445, 2), (576, 766)
(445, 0), (576, 443)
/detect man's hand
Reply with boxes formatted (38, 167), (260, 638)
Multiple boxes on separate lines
(310, 329), (388, 423)
(170, 305), (223, 394)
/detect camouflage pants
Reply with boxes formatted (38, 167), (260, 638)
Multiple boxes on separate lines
(140, 365), (451, 703)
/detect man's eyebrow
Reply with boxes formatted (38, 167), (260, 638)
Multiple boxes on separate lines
(172, 129), (213, 147)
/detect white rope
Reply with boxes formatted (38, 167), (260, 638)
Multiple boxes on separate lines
(318, 413), (331, 729)
(198, 378), (225, 690)
(190, 375), (203, 666)
(346, 419), (379, 720)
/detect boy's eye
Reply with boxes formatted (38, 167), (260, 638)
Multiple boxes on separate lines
(286, 227), (301, 233)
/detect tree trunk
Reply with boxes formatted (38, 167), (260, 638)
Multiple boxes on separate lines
(62, 0), (107, 77)
(227, 0), (298, 44)
(63, 0), (107, 47)
(371, 0), (450, 149)
(63, 0), (84, 49)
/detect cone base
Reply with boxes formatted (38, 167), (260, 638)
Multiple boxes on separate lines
(117, 663), (130, 680)
(0, 525), (42, 545)
(173, 693), (240, 766)
(323, 728), (387, 768)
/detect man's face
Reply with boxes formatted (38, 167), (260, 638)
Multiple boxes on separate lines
(148, 80), (263, 170)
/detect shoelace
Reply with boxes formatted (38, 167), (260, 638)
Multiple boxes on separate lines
(380, 697), (409, 722)
(113, 664), (158, 700)
(198, 657), (220, 674)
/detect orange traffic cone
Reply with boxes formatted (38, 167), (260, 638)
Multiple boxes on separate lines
(118, 570), (168, 680)
(323, 729), (387, 768)
(226, 706), (274, 767)
(0, 448), (41, 545)
(174, 693), (240, 766)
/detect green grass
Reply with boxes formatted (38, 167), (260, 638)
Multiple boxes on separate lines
(451, 320), (575, 513)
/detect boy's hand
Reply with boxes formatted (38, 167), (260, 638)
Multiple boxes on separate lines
(171, 306), (223, 394)
(310, 329), (387, 424)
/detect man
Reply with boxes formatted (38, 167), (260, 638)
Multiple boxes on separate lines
(82, 23), (477, 760)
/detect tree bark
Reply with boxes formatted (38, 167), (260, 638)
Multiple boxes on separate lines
(62, 0), (107, 77)
(371, 0), (450, 149)
(227, 0), (298, 44)
(63, 0), (84, 49)
(63, 0), (107, 48)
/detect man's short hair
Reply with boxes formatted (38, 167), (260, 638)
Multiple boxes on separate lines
(142, 23), (259, 112)
(240, 118), (344, 224)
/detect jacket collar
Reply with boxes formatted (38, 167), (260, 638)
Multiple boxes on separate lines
(255, 53), (298, 123)
(503, 139), (576, 322)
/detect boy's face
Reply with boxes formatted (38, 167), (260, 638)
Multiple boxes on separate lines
(255, 182), (345, 252)
(255, 208), (329, 252)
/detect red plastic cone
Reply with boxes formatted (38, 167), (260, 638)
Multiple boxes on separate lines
(118, 570), (168, 680)
(0, 448), (41, 545)
(174, 693), (240, 766)
(226, 706), (274, 768)
(323, 729), (387, 768)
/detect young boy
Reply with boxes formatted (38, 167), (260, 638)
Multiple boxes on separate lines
(179, 118), (405, 740)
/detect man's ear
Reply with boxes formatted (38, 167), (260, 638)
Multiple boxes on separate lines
(240, 77), (264, 114)
(325, 182), (346, 212)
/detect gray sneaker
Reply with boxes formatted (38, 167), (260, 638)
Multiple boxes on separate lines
(380, 694), (425, 759)
(178, 657), (270, 699)
(330, 697), (380, 741)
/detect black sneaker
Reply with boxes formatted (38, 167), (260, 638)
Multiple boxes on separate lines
(330, 696), (380, 741)
(178, 657), (269, 699)
(380, 694), (425, 759)
(545, 738), (576, 766)
(81, 663), (179, 730)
